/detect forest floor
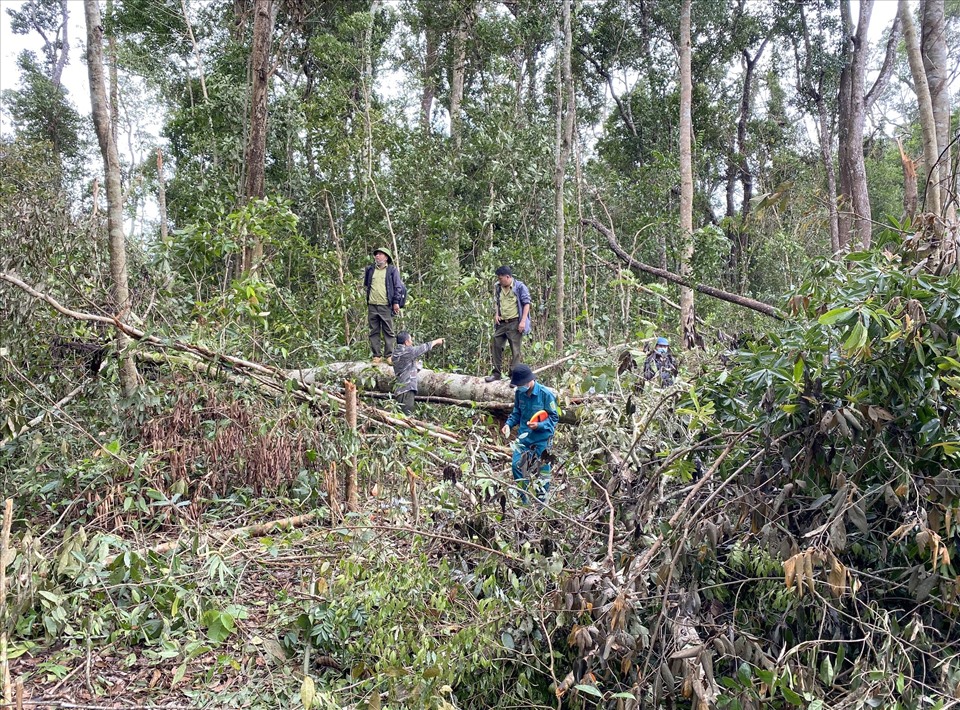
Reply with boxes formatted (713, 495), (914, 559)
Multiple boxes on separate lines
(13, 444), (584, 709)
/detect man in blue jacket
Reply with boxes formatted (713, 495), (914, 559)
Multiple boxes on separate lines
(501, 365), (559, 504)
(485, 265), (532, 382)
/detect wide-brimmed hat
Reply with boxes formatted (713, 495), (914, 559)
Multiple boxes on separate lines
(509, 364), (534, 387)
(372, 247), (393, 264)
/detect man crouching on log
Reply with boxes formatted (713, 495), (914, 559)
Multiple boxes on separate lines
(501, 365), (559, 504)
(393, 331), (444, 415)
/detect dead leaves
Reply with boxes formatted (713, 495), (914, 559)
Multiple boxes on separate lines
(783, 548), (856, 599)
(891, 519), (952, 570)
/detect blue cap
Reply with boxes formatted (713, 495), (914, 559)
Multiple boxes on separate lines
(656, 337), (669, 346)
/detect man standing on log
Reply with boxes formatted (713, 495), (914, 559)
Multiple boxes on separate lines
(363, 247), (405, 364)
(392, 331), (444, 415)
(501, 365), (559, 504)
(485, 265), (531, 382)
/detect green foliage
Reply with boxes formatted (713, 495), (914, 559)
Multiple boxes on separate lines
(1, 52), (85, 165)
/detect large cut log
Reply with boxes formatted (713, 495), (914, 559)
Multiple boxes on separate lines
(291, 362), (515, 402)
(288, 362), (580, 423)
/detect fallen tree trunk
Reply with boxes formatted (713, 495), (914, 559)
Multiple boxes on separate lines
(288, 362), (582, 423)
(291, 362), (517, 403)
(583, 217), (784, 321)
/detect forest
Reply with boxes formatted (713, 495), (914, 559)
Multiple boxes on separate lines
(0, 0), (958, 707)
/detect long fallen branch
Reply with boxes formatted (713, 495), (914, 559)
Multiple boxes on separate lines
(0, 272), (472, 448)
(582, 217), (784, 320)
(0, 382), (85, 447)
(105, 510), (320, 564)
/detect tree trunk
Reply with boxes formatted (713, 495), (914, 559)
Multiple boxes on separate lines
(819, 103), (841, 254)
(897, 137), (919, 220)
(419, 4), (438, 135)
(295, 363), (521, 404)
(553, 0), (574, 352)
(798, 4), (840, 254)
(449, 3), (474, 146)
(920, 0), (952, 217)
(157, 149), (169, 245)
(241, 0), (274, 276)
(290, 362), (581, 424)
(727, 39), (768, 288)
(84, 0), (138, 397)
(837, 2), (899, 249)
(920, 0), (956, 222)
(678, 0), (698, 348)
(51, 1), (69, 89)
(106, 0), (119, 145)
(180, 0), (210, 103)
(899, 0), (942, 217)
(837, 0), (872, 249)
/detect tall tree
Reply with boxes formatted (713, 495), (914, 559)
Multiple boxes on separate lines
(725, 25), (771, 288)
(449, 1), (475, 146)
(553, 0), (574, 352)
(836, 0), (899, 249)
(83, 0), (139, 397)
(920, 0), (953, 218)
(241, 0), (275, 277)
(678, 0), (697, 348)
(419, 1), (439, 134)
(900, 0), (941, 217)
(7, 0), (69, 88)
(795, 1), (841, 253)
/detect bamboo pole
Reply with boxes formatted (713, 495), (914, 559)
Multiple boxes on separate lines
(104, 510), (319, 564)
(1, 498), (13, 705)
(345, 381), (359, 513)
(406, 467), (419, 525)
(326, 463), (341, 524)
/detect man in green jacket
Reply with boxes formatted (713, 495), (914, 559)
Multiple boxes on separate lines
(362, 247), (405, 364)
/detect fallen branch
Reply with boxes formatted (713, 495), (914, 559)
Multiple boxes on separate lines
(360, 391), (582, 424)
(103, 513), (526, 567)
(533, 354), (577, 375)
(106, 510), (319, 564)
(0, 383), (85, 447)
(582, 218), (784, 320)
(0, 273), (471, 449)
(1, 499), (11, 705)
(8, 702), (197, 710)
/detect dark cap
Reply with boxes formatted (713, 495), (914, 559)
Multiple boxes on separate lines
(509, 364), (534, 387)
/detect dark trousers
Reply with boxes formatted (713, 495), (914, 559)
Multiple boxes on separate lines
(396, 390), (416, 414)
(368, 304), (395, 357)
(492, 318), (523, 376)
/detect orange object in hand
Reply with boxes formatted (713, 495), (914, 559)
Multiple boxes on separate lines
(527, 410), (549, 427)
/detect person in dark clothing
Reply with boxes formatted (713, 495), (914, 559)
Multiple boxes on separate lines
(392, 331), (444, 414)
(500, 364), (559, 504)
(644, 336), (678, 386)
(485, 265), (532, 382)
(363, 247), (406, 364)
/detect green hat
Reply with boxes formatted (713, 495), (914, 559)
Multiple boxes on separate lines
(372, 247), (393, 264)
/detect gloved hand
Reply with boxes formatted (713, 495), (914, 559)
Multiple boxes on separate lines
(501, 424), (510, 439)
